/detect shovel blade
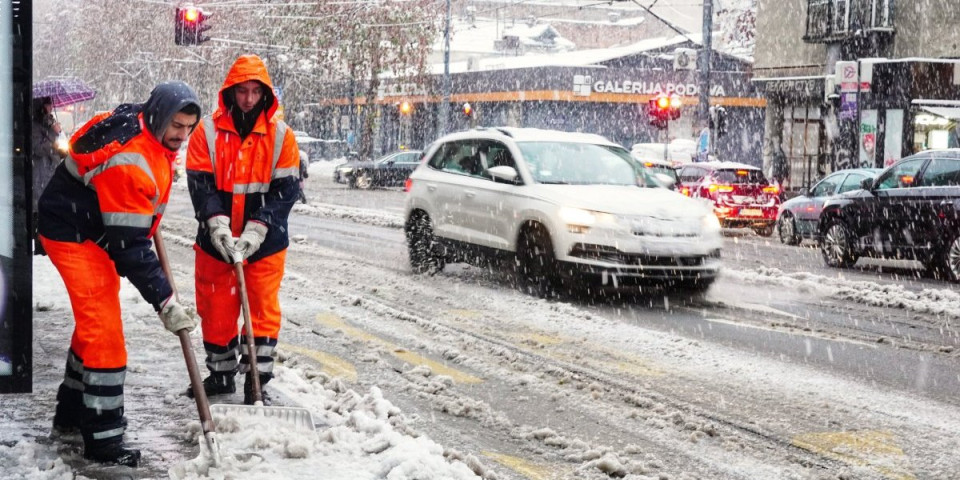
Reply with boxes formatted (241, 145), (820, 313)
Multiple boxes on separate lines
(210, 403), (316, 431)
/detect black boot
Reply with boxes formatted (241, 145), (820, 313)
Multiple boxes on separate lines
(243, 373), (273, 406)
(186, 372), (236, 399)
(84, 441), (141, 467)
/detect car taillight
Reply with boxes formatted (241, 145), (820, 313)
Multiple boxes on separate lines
(708, 184), (734, 193)
(404, 178), (413, 192)
(681, 186), (691, 196)
(762, 185), (780, 195)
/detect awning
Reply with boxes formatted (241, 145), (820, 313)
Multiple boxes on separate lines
(919, 106), (960, 120)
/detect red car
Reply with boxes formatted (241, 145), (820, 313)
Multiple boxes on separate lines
(677, 161), (780, 236)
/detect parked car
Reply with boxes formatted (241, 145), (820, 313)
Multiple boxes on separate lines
(404, 127), (723, 295)
(776, 168), (881, 245)
(676, 161), (780, 236)
(334, 150), (422, 189)
(818, 150), (960, 281)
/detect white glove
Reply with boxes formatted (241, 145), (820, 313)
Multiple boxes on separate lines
(234, 221), (268, 261)
(207, 215), (235, 263)
(160, 298), (198, 334)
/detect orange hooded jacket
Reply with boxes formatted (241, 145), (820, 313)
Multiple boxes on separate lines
(186, 55), (300, 264)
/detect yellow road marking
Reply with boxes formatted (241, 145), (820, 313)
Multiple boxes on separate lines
(315, 313), (483, 384)
(792, 430), (916, 480)
(279, 343), (358, 383)
(483, 451), (564, 480)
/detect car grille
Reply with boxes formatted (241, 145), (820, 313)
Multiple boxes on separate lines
(569, 243), (708, 267)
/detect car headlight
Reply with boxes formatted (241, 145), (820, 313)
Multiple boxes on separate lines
(701, 213), (722, 232)
(559, 207), (597, 226)
(341, 167), (353, 174)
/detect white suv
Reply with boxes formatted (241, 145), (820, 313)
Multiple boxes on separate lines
(404, 127), (723, 295)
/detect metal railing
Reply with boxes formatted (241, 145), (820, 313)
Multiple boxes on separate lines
(804, 0), (893, 43)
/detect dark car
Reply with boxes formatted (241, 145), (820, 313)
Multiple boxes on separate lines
(334, 150), (423, 189)
(677, 161), (780, 236)
(776, 168), (881, 245)
(818, 150), (960, 281)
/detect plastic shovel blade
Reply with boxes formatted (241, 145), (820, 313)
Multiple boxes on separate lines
(210, 403), (316, 431)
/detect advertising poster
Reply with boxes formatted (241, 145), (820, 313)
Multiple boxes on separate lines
(860, 109), (878, 168)
(884, 109), (904, 167)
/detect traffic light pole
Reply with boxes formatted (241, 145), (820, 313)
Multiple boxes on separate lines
(438, 0), (451, 137)
(698, 0), (713, 136)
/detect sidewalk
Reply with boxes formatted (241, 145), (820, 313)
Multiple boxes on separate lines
(0, 255), (482, 479)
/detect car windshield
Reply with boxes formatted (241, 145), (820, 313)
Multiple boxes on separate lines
(517, 141), (651, 186)
(712, 168), (769, 185)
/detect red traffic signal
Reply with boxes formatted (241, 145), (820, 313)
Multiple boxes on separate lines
(648, 94), (682, 129)
(462, 102), (472, 117)
(175, 5), (212, 46)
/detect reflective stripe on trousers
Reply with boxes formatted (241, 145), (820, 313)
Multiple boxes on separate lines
(194, 246), (285, 375)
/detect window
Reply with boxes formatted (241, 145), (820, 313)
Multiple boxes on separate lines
(838, 173), (867, 193)
(398, 152), (421, 164)
(517, 142), (638, 186)
(875, 159), (925, 190)
(810, 174), (842, 197)
(919, 158), (960, 187)
(712, 169), (769, 185)
(679, 166), (705, 183)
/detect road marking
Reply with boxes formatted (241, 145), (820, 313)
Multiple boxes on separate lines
(792, 430), (916, 480)
(444, 310), (663, 378)
(315, 313), (484, 384)
(483, 451), (564, 480)
(279, 342), (358, 383)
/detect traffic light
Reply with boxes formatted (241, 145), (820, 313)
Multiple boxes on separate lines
(175, 5), (212, 46)
(648, 94), (682, 129)
(462, 102), (473, 118)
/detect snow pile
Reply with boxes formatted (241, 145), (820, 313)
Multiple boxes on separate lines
(170, 368), (481, 480)
(293, 202), (405, 230)
(725, 267), (960, 319)
(0, 441), (76, 480)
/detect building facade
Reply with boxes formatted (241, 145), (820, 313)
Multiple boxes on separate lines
(306, 39), (767, 165)
(754, 0), (960, 191)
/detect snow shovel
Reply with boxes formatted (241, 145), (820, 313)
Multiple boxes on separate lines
(208, 251), (316, 431)
(154, 230), (223, 467)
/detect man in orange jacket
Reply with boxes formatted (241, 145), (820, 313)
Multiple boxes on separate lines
(185, 55), (299, 405)
(38, 81), (201, 467)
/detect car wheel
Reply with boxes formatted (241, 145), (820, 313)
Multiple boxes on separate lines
(753, 224), (775, 237)
(354, 171), (373, 190)
(926, 235), (960, 282)
(516, 224), (562, 298)
(777, 213), (800, 245)
(820, 220), (859, 268)
(406, 212), (445, 275)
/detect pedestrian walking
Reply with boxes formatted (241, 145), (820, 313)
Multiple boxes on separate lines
(31, 96), (67, 255)
(37, 81), (202, 467)
(185, 55), (300, 406)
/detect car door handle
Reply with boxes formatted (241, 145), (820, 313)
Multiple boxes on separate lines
(426, 184), (437, 192)
(464, 190), (476, 198)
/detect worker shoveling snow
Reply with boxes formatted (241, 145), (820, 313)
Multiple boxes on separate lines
(169, 364), (482, 480)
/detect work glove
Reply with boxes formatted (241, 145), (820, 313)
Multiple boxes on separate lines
(160, 298), (198, 334)
(207, 215), (235, 263)
(234, 221), (268, 261)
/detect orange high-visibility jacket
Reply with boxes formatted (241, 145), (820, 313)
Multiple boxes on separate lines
(186, 55), (300, 263)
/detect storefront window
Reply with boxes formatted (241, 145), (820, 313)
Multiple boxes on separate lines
(912, 106), (960, 152)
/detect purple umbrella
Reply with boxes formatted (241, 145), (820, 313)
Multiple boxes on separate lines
(32, 77), (96, 108)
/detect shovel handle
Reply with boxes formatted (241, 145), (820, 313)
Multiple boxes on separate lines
(154, 230), (217, 434)
(234, 261), (262, 404)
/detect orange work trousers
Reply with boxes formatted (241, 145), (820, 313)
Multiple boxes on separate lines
(41, 236), (126, 369)
(194, 246), (285, 347)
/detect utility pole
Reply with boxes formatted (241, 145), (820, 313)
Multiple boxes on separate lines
(698, 0), (713, 132)
(438, 0), (452, 137)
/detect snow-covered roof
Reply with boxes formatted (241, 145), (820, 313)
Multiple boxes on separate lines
(428, 33), (697, 75)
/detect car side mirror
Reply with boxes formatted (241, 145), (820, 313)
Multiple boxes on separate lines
(489, 165), (519, 183)
(860, 177), (874, 190)
(653, 173), (676, 190)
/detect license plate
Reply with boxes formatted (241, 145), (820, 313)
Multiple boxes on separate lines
(740, 208), (762, 217)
